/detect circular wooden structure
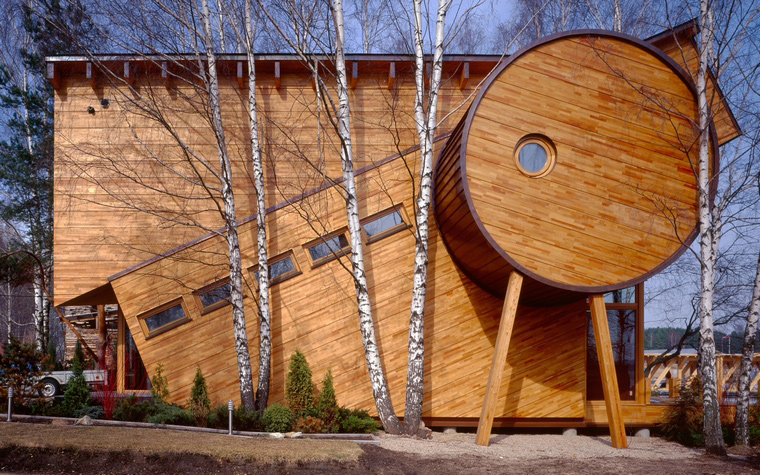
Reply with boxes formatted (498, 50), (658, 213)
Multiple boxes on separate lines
(434, 31), (717, 305)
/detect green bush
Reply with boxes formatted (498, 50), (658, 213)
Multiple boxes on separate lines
(262, 403), (294, 432)
(316, 369), (339, 433)
(207, 404), (262, 432)
(74, 405), (104, 419)
(188, 367), (211, 426)
(61, 358), (91, 417)
(337, 407), (380, 434)
(150, 363), (170, 404)
(285, 349), (314, 419)
(112, 394), (156, 422)
(147, 403), (193, 426)
(660, 377), (704, 447)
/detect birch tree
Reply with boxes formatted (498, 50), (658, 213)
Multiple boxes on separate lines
(403, 0), (450, 436)
(735, 253), (760, 446)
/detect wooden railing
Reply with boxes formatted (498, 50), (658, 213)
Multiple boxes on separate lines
(645, 353), (760, 400)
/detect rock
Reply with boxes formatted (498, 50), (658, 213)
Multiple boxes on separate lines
(75, 415), (93, 426)
(443, 428), (457, 435)
(269, 432), (285, 439)
(562, 428), (577, 437)
(635, 429), (650, 438)
(285, 432), (303, 439)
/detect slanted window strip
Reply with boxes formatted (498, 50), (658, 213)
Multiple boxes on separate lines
(252, 251), (301, 285)
(362, 207), (409, 243)
(307, 234), (349, 263)
(196, 281), (232, 312)
(139, 299), (190, 338)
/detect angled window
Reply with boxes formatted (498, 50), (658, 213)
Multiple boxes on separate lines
(193, 279), (232, 315)
(138, 299), (190, 338)
(304, 229), (350, 267)
(250, 250), (301, 285)
(362, 206), (409, 244)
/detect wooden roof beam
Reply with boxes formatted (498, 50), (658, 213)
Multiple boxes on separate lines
(237, 61), (245, 89)
(350, 61), (358, 89)
(387, 62), (395, 89)
(161, 61), (170, 89)
(86, 62), (96, 90)
(46, 63), (60, 89)
(459, 62), (470, 90)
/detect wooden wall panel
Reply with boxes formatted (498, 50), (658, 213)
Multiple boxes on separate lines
(110, 146), (586, 419)
(54, 60), (486, 305)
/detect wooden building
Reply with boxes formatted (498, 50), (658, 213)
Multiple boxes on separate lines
(50, 21), (738, 441)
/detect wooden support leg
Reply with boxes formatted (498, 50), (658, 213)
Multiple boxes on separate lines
(97, 305), (107, 364)
(589, 294), (627, 449)
(475, 271), (523, 447)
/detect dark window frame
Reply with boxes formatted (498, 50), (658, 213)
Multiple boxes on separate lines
(193, 278), (232, 315)
(137, 298), (190, 339)
(361, 205), (410, 244)
(303, 229), (351, 268)
(249, 250), (302, 286)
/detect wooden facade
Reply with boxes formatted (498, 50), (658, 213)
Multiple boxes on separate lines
(51, 22), (738, 432)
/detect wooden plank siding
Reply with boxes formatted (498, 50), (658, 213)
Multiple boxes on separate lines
(108, 143), (587, 419)
(54, 59), (489, 305)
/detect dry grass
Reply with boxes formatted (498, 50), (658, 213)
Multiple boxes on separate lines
(0, 422), (363, 463)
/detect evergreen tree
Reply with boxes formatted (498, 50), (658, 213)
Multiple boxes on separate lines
(0, 0), (100, 348)
(285, 349), (314, 418)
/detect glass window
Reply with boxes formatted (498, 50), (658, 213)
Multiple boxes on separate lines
(362, 208), (407, 243)
(604, 286), (637, 304)
(124, 322), (148, 390)
(587, 309), (636, 401)
(194, 281), (232, 314)
(139, 300), (189, 337)
(198, 282), (231, 308)
(252, 252), (300, 285)
(306, 232), (350, 265)
(518, 143), (547, 173)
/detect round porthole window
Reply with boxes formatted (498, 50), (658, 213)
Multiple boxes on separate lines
(513, 135), (556, 178)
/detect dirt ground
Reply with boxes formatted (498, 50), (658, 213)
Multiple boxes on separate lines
(1, 422), (759, 474)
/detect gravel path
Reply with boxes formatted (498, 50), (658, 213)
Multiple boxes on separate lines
(378, 431), (706, 460)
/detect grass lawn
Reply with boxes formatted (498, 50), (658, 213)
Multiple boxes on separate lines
(0, 422), (363, 464)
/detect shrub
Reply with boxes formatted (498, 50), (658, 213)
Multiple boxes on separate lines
(112, 394), (156, 422)
(294, 415), (324, 433)
(188, 367), (211, 426)
(61, 358), (91, 417)
(337, 407), (380, 434)
(74, 405), (104, 419)
(262, 403), (294, 432)
(150, 363), (170, 404)
(0, 336), (45, 407)
(147, 403), (193, 426)
(660, 377), (704, 447)
(207, 404), (262, 432)
(316, 369), (339, 433)
(285, 349), (314, 418)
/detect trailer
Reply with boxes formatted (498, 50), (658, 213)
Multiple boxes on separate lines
(38, 370), (108, 397)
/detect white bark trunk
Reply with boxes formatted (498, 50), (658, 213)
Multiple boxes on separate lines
(696, 0), (726, 456)
(404, 0), (449, 436)
(200, 0), (255, 410)
(735, 253), (760, 446)
(613, 0), (622, 32)
(33, 273), (45, 351)
(245, 0), (271, 414)
(331, 0), (402, 434)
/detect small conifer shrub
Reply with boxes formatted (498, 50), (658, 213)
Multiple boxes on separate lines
(285, 349), (314, 418)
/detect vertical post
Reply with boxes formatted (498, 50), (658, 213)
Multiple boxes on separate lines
(589, 294), (627, 448)
(97, 305), (107, 365)
(475, 271), (523, 446)
(716, 355), (724, 403)
(228, 399), (234, 435)
(7, 387), (13, 422)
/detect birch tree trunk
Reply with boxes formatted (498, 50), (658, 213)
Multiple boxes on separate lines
(696, 0), (726, 455)
(331, 0), (402, 434)
(200, 0), (255, 410)
(735, 253), (760, 446)
(404, 0), (449, 436)
(244, 0), (272, 413)
(33, 273), (45, 351)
